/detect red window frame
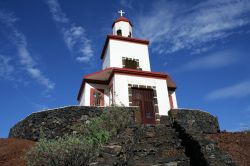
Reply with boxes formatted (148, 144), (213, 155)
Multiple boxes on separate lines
(90, 88), (104, 106)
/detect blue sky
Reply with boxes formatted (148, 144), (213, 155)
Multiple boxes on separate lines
(0, 0), (250, 137)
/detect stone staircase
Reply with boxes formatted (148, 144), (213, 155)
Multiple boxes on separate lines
(91, 123), (190, 166)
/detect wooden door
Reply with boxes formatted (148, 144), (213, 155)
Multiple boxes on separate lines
(132, 88), (155, 124)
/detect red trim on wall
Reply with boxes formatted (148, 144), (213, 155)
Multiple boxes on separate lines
(77, 67), (177, 101)
(110, 68), (168, 80)
(169, 95), (174, 109)
(85, 79), (109, 85)
(112, 16), (133, 27)
(101, 35), (149, 59)
(84, 67), (112, 78)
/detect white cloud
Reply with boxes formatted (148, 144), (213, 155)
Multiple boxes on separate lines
(46, 0), (93, 62)
(181, 51), (238, 71)
(31, 103), (48, 111)
(26, 68), (55, 89)
(135, 0), (250, 54)
(47, 0), (68, 23)
(0, 11), (17, 26)
(205, 80), (250, 100)
(0, 11), (55, 90)
(63, 26), (85, 50)
(0, 55), (14, 80)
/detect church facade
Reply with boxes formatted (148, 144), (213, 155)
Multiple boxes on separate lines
(77, 12), (178, 124)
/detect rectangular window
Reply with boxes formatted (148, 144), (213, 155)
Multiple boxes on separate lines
(90, 88), (104, 106)
(122, 57), (140, 70)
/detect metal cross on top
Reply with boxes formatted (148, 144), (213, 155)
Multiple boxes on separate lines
(118, 10), (125, 17)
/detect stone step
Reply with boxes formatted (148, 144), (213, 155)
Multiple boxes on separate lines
(134, 129), (178, 138)
(132, 144), (185, 151)
(92, 124), (190, 166)
(127, 159), (190, 166)
(90, 160), (190, 166)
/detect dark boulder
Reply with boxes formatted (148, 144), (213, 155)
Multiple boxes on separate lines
(169, 109), (220, 134)
(167, 109), (236, 166)
(8, 106), (103, 141)
(9, 106), (138, 141)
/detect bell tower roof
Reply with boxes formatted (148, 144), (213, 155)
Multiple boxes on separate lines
(112, 16), (133, 27)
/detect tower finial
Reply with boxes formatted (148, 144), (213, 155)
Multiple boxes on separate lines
(118, 10), (125, 17)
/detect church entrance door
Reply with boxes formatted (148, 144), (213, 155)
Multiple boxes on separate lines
(132, 88), (155, 124)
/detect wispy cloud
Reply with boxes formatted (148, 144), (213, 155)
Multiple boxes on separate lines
(0, 55), (14, 80)
(180, 50), (238, 71)
(31, 103), (48, 111)
(205, 80), (250, 100)
(0, 11), (55, 90)
(120, 0), (134, 10)
(46, 0), (68, 23)
(135, 0), (250, 54)
(46, 0), (93, 62)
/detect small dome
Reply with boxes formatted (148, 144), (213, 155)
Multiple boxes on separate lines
(112, 16), (133, 27)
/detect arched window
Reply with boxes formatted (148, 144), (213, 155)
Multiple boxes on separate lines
(128, 32), (132, 38)
(117, 29), (122, 36)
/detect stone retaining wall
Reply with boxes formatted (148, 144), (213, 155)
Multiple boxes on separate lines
(9, 106), (138, 141)
(168, 109), (236, 166)
(170, 109), (219, 134)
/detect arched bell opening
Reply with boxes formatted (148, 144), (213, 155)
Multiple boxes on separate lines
(117, 29), (122, 36)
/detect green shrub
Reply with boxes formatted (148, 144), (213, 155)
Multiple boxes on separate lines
(24, 107), (132, 166)
(75, 107), (131, 136)
(25, 135), (97, 166)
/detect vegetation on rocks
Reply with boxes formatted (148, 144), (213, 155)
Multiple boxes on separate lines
(24, 107), (132, 166)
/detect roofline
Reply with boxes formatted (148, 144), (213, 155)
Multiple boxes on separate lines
(111, 67), (167, 79)
(77, 68), (176, 101)
(112, 17), (133, 27)
(100, 35), (149, 59)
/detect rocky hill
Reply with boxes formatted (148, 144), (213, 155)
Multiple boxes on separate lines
(2, 106), (247, 165)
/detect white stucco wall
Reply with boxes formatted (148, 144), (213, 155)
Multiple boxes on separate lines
(113, 74), (171, 115)
(106, 40), (151, 71)
(171, 91), (178, 108)
(102, 44), (110, 69)
(112, 21), (132, 37)
(79, 83), (109, 106)
(79, 88), (85, 106)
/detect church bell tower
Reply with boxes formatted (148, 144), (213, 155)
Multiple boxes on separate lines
(78, 10), (178, 123)
(101, 10), (151, 71)
(112, 10), (133, 37)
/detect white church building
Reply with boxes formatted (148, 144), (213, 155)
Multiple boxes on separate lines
(77, 11), (178, 124)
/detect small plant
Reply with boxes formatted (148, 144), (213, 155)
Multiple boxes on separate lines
(24, 107), (132, 166)
(24, 135), (97, 166)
